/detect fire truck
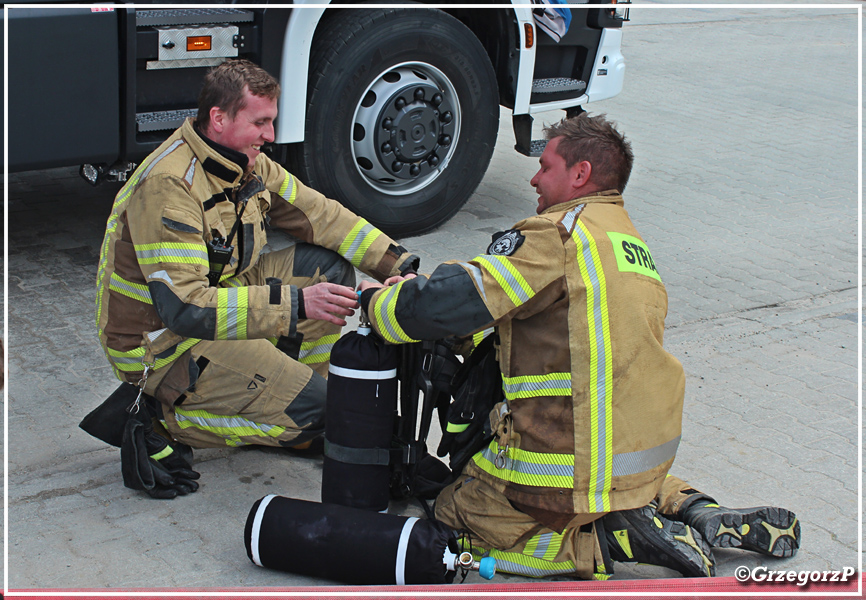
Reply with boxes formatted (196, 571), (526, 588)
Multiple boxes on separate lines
(7, 4), (628, 236)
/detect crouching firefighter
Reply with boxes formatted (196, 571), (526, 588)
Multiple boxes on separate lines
(354, 113), (800, 579)
(82, 58), (420, 498)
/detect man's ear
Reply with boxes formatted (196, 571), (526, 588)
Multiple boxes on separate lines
(572, 160), (593, 191)
(209, 106), (225, 134)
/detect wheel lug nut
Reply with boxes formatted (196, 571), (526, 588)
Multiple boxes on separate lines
(432, 93), (443, 106)
(392, 161), (404, 172)
(414, 88), (425, 101)
(395, 97), (406, 110)
(439, 135), (451, 147)
(440, 111), (453, 124)
(383, 117), (393, 129)
(409, 164), (421, 177)
(428, 155), (440, 167)
(381, 142), (392, 154)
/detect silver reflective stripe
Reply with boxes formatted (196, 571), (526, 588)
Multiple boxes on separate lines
(572, 221), (611, 511)
(110, 354), (144, 365)
(109, 273), (152, 304)
(175, 412), (280, 435)
(147, 328), (169, 342)
(460, 262), (487, 302)
(532, 533), (553, 558)
(250, 494), (277, 567)
(491, 556), (575, 577)
(149, 270), (174, 286)
(612, 436), (680, 477)
(223, 287), (241, 339)
(479, 444), (574, 480)
(343, 222), (378, 265)
(478, 255), (532, 305)
(375, 285), (405, 343)
(184, 157), (197, 186)
(560, 204), (584, 233)
(142, 139), (185, 179)
(503, 373), (572, 399)
(328, 365), (397, 380)
(395, 517), (419, 585)
(136, 245), (208, 262)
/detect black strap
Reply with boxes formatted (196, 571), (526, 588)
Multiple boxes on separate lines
(324, 439), (395, 466)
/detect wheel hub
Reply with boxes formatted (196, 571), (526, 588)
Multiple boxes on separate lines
(352, 64), (460, 194)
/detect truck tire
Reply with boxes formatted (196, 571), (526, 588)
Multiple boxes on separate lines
(286, 8), (499, 238)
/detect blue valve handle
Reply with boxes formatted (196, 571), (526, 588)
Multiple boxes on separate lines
(478, 556), (496, 580)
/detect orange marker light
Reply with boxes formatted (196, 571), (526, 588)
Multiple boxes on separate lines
(187, 36), (212, 52)
(524, 23), (534, 49)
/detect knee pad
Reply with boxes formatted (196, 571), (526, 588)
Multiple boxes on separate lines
(293, 244), (356, 288)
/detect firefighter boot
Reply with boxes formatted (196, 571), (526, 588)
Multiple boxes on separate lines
(679, 498), (800, 558)
(602, 504), (715, 577)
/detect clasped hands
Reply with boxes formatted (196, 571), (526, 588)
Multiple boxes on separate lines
(304, 274), (416, 326)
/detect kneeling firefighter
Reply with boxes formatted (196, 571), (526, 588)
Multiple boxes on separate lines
(244, 305), (496, 585)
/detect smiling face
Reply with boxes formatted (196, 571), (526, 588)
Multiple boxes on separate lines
(530, 137), (586, 214)
(208, 87), (277, 166)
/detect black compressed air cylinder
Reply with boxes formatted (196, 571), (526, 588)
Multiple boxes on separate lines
(245, 495), (456, 585)
(323, 329), (398, 511)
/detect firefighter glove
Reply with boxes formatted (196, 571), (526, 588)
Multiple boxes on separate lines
(121, 411), (200, 499)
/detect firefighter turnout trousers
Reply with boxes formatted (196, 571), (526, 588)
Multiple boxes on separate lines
(142, 243), (351, 448)
(435, 473), (702, 579)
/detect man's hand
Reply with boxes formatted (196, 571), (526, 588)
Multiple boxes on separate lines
(302, 282), (359, 326)
(358, 280), (385, 293)
(383, 273), (417, 286)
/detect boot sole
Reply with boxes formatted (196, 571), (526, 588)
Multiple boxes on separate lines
(703, 507), (800, 558)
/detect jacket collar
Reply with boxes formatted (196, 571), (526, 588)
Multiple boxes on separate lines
(541, 190), (624, 215)
(180, 119), (247, 186)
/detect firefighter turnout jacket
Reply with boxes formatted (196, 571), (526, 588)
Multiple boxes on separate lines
(364, 191), (684, 517)
(97, 118), (417, 384)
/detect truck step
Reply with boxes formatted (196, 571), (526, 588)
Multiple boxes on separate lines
(136, 109), (197, 132)
(136, 8), (254, 28)
(525, 139), (548, 157)
(532, 77), (587, 96)
(512, 114), (549, 158)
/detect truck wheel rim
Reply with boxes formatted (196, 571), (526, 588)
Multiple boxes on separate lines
(351, 62), (461, 196)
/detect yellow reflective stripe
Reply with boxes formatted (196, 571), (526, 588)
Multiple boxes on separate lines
(278, 168), (298, 204)
(221, 277), (244, 288)
(216, 286), (249, 340)
(174, 407), (286, 447)
(524, 531), (564, 561)
(572, 220), (613, 513)
(150, 445), (173, 461)
(339, 219), (382, 267)
(96, 215), (120, 330)
(106, 337), (201, 372)
(97, 140), (185, 336)
(109, 273), (152, 304)
(466, 542), (575, 578)
(502, 372), (571, 400)
(299, 334), (339, 365)
(474, 255), (535, 306)
(372, 283), (419, 344)
(134, 242), (209, 267)
(472, 440), (574, 488)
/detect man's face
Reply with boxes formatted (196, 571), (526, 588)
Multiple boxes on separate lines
(214, 88), (278, 165)
(530, 137), (582, 214)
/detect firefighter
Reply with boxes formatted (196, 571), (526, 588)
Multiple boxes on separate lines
(94, 59), (418, 499)
(358, 114), (799, 578)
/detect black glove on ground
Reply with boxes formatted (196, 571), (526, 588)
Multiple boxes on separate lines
(121, 411), (200, 499)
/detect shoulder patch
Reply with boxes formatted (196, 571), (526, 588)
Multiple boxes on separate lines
(487, 230), (526, 256)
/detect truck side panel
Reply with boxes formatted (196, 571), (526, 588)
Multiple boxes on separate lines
(8, 8), (121, 172)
